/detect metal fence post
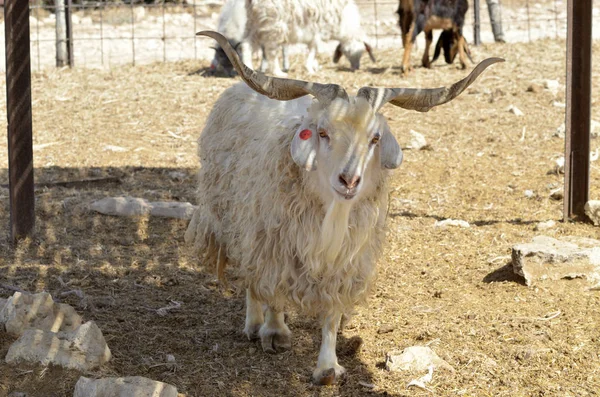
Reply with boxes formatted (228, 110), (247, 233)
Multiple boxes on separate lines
(55, 0), (67, 66)
(5, 0), (35, 241)
(474, 0), (481, 46)
(564, 0), (592, 221)
(65, 0), (74, 67)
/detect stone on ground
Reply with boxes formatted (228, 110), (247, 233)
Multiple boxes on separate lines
(5, 321), (111, 371)
(91, 196), (196, 219)
(584, 201), (600, 226)
(534, 220), (556, 231)
(512, 235), (600, 286)
(0, 291), (82, 336)
(408, 130), (428, 150)
(385, 346), (454, 372)
(434, 219), (470, 228)
(74, 376), (178, 397)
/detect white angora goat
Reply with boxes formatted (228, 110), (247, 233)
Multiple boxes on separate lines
(186, 30), (502, 385)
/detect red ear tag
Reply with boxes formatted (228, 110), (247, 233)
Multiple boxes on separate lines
(299, 129), (312, 140)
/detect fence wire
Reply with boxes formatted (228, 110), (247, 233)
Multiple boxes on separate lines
(3, 0), (600, 71)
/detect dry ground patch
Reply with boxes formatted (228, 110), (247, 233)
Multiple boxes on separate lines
(0, 39), (599, 396)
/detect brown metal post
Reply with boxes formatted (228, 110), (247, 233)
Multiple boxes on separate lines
(5, 0), (35, 241)
(65, 0), (74, 67)
(473, 0), (481, 46)
(564, 0), (592, 221)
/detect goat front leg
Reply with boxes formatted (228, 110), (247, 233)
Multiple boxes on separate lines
(457, 34), (468, 69)
(312, 311), (345, 385)
(401, 24), (415, 73)
(305, 43), (320, 74)
(259, 307), (292, 353)
(263, 46), (287, 77)
(421, 30), (433, 68)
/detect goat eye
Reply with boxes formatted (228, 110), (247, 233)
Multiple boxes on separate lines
(318, 129), (329, 138)
(371, 136), (380, 145)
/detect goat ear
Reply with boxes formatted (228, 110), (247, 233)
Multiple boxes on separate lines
(364, 42), (376, 63)
(379, 126), (403, 169)
(291, 126), (318, 171)
(333, 44), (343, 64)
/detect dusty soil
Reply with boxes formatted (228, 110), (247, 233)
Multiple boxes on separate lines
(1, 39), (599, 396)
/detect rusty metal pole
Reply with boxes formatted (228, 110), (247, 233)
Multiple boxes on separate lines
(5, 0), (35, 241)
(564, 0), (592, 221)
(474, 0), (481, 46)
(65, 0), (74, 67)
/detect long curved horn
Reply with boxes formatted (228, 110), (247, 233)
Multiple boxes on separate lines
(357, 57), (504, 112)
(197, 30), (348, 104)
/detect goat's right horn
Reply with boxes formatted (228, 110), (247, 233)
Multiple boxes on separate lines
(197, 30), (348, 105)
(357, 57), (504, 112)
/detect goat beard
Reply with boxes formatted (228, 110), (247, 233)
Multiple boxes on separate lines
(319, 200), (352, 265)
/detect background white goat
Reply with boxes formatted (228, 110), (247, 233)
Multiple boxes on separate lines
(187, 30), (501, 385)
(244, 0), (376, 76)
(211, 0), (289, 76)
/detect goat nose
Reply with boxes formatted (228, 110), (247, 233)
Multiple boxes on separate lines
(339, 174), (361, 189)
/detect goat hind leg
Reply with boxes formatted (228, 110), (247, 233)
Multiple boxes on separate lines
(259, 307), (292, 353)
(243, 289), (264, 340)
(421, 30), (433, 68)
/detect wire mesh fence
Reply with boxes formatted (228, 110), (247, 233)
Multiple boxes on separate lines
(3, 0), (600, 71)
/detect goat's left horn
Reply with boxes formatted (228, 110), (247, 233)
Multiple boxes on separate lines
(357, 57), (504, 112)
(196, 30), (348, 105)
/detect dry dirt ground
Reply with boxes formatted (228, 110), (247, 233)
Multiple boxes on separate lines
(1, 39), (600, 396)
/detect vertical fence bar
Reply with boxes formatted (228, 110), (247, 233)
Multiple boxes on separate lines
(473, 0), (481, 46)
(526, 0), (532, 42)
(100, 4), (104, 66)
(65, 0), (74, 67)
(373, 0), (379, 48)
(193, 0), (197, 60)
(554, 0), (559, 39)
(162, 0), (167, 62)
(130, 2), (136, 66)
(564, 0), (592, 221)
(55, 0), (67, 66)
(5, 0), (35, 242)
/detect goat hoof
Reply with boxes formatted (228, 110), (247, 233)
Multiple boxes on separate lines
(259, 326), (291, 354)
(243, 323), (262, 340)
(312, 364), (346, 385)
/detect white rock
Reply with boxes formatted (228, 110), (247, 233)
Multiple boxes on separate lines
(0, 292), (82, 337)
(91, 197), (152, 217)
(512, 235), (600, 286)
(5, 321), (111, 371)
(553, 157), (565, 174)
(103, 145), (128, 153)
(534, 220), (556, 231)
(585, 200), (600, 226)
(90, 197), (197, 220)
(552, 101), (566, 108)
(553, 123), (565, 138)
(544, 79), (560, 93)
(591, 120), (600, 138)
(507, 105), (524, 117)
(524, 190), (535, 198)
(434, 219), (470, 228)
(74, 376), (178, 397)
(408, 130), (428, 150)
(149, 202), (196, 220)
(385, 346), (454, 372)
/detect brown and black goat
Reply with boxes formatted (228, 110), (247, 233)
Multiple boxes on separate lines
(397, 0), (470, 73)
